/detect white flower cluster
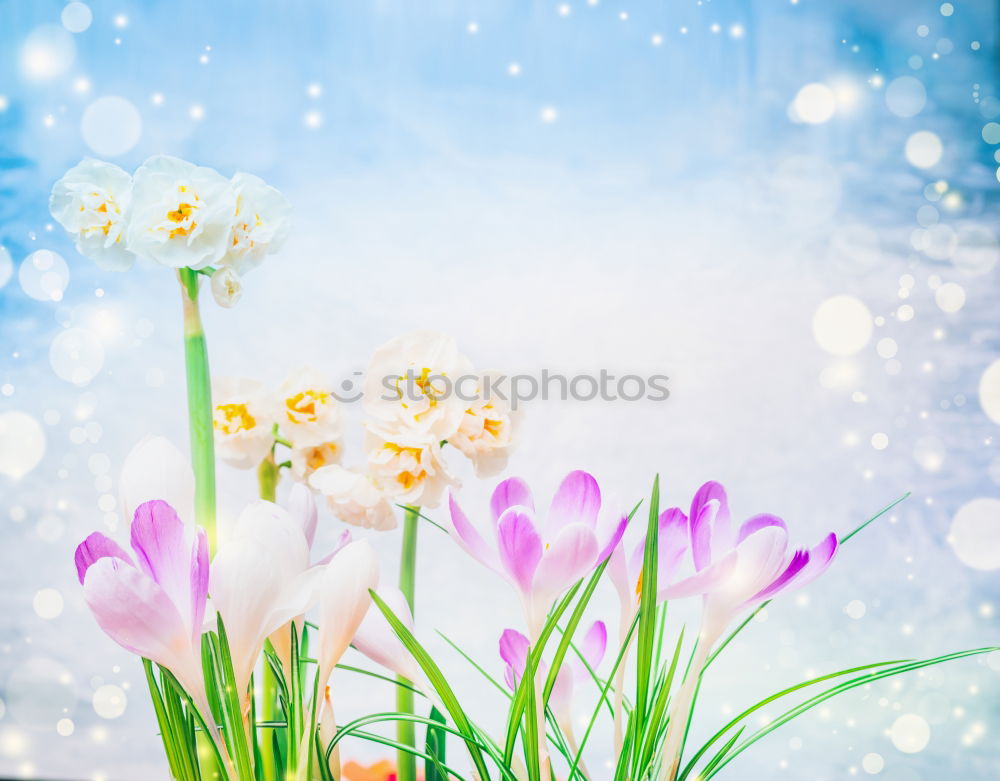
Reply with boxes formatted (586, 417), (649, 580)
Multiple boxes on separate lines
(213, 332), (519, 531)
(50, 155), (290, 306)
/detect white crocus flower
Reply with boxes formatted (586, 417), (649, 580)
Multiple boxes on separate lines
(314, 540), (379, 696)
(362, 331), (474, 442)
(280, 367), (343, 448)
(222, 172), (291, 274)
(126, 155), (236, 269)
(212, 377), (277, 469)
(309, 464), (397, 530)
(209, 500), (318, 700)
(364, 428), (458, 509)
(449, 378), (520, 477)
(49, 158), (134, 271)
(118, 435), (195, 524)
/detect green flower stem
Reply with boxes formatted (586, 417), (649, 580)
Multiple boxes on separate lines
(396, 506), (420, 781)
(257, 455), (280, 781)
(178, 269), (217, 552)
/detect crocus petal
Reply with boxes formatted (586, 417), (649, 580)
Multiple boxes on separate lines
(548, 664), (574, 722)
(715, 525), (788, 607)
(606, 542), (632, 609)
(75, 532), (133, 584)
(119, 436), (195, 527)
(547, 470), (601, 535)
(750, 549), (809, 604)
(315, 529), (353, 567)
(737, 513), (788, 544)
(658, 508), (689, 576)
(316, 539), (379, 688)
(130, 500), (201, 634)
(210, 502), (312, 694)
(449, 493), (501, 572)
(580, 620), (607, 669)
(595, 514), (628, 565)
(490, 477), (535, 523)
(661, 549), (738, 600)
(790, 533), (839, 590)
(499, 628), (530, 689)
(496, 507), (544, 595)
(532, 523), (599, 607)
(288, 482), (318, 550)
(83, 557), (195, 672)
(689, 481), (730, 571)
(190, 528), (209, 643)
(352, 586), (420, 682)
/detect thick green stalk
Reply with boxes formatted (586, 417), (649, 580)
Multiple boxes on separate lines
(258, 455), (280, 781)
(179, 269), (217, 551)
(396, 506), (420, 781)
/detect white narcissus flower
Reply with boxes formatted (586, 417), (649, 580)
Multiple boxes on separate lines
(126, 155), (236, 269)
(309, 465), (397, 530)
(222, 172), (292, 274)
(49, 158), (134, 271)
(290, 442), (342, 481)
(212, 377), (277, 469)
(449, 378), (520, 477)
(280, 367), (343, 448)
(364, 428), (458, 509)
(362, 331), (474, 442)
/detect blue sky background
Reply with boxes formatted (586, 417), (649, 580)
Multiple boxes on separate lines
(1, 1), (1000, 779)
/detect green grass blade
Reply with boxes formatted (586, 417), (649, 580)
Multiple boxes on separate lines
(371, 591), (492, 780)
(703, 646), (998, 779)
(631, 474), (661, 771)
(678, 659), (907, 781)
(567, 613), (639, 780)
(143, 659), (189, 781)
(425, 706), (448, 781)
(438, 632), (512, 700)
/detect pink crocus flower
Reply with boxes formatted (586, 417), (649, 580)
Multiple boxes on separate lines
(75, 499), (211, 721)
(448, 471), (627, 637)
(659, 481), (838, 781)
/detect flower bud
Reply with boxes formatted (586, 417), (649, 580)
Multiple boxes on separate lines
(211, 266), (243, 308)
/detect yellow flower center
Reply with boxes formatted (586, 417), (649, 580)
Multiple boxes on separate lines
(213, 403), (256, 435)
(167, 202), (197, 238)
(285, 389), (331, 424)
(304, 443), (338, 471)
(382, 442), (428, 489)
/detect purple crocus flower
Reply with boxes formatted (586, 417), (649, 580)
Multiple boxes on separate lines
(687, 481), (838, 638)
(500, 620), (607, 762)
(75, 499), (210, 719)
(448, 471), (627, 637)
(660, 481), (839, 779)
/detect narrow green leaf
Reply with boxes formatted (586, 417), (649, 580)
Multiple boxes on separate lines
(425, 706), (448, 781)
(371, 591), (492, 780)
(631, 474), (661, 771)
(703, 646), (999, 779)
(678, 659), (906, 781)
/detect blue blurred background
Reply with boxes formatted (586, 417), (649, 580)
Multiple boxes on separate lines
(1, 0), (999, 778)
